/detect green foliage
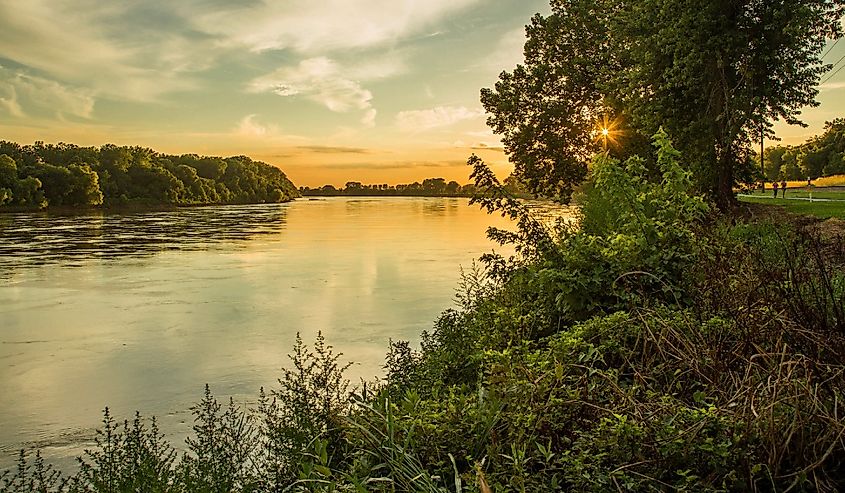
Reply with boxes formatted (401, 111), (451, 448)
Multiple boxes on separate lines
(483, 0), (845, 208)
(0, 141), (299, 210)
(0, 451), (65, 493)
(467, 131), (708, 338)
(764, 118), (845, 180)
(480, 0), (617, 202)
(180, 386), (258, 492)
(70, 409), (178, 492)
(256, 332), (353, 487)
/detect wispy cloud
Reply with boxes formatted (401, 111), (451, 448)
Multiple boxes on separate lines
(250, 56), (404, 126)
(468, 143), (504, 152)
(0, 66), (94, 119)
(232, 114), (305, 144)
(476, 27), (527, 74)
(197, 0), (482, 54)
(0, 1), (213, 103)
(236, 114), (279, 137)
(0, 83), (23, 117)
(820, 81), (845, 91)
(296, 146), (373, 154)
(396, 106), (484, 132)
(316, 159), (466, 170)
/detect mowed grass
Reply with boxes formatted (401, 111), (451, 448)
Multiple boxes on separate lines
(740, 196), (845, 219)
(744, 190), (845, 201)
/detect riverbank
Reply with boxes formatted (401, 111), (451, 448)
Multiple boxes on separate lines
(0, 198), (297, 215)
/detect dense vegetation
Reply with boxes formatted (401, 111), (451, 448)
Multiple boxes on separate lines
(5, 132), (845, 492)
(763, 119), (845, 181)
(299, 177), (528, 198)
(4, 0), (845, 490)
(0, 141), (299, 210)
(481, 0), (844, 208)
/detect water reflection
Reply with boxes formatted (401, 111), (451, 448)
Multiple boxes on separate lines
(0, 197), (573, 471)
(0, 205), (288, 271)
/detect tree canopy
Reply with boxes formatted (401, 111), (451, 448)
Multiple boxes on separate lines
(0, 141), (299, 209)
(763, 118), (845, 180)
(483, 0), (845, 208)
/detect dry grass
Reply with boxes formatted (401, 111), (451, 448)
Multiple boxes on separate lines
(762, 175), (845, 188)
(813, 175), (845, 187)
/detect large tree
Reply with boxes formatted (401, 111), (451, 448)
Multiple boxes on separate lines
(481, 0), (620, 203)
(615, 0), (845, 209)
(483, 0), (845, 208)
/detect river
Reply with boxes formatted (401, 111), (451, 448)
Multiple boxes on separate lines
(0, 197), (575, 469)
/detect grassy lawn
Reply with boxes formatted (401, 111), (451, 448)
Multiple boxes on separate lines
(740, 196), (845, 219)
(744, 190), (845, 201)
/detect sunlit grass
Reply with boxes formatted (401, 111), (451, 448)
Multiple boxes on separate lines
(740, 196), (845, 219)
(743, 190), (845, 201)
(760, 175), (845, 188)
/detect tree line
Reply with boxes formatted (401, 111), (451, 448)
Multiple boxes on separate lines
(0, 141), (299, 210)
(763, 118), (845, 181)
(300, 176), (528, 198)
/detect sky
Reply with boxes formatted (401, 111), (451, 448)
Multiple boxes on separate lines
(0, 1), (842, 188)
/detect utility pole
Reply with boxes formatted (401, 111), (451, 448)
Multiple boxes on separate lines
(760, 120), (765, 190)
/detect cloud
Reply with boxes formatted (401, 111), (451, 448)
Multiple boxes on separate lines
(0, 1), (213, 102)
(477, 27), (527, 74)
(0, 84), (23, 117)
(361, 109), (377, 128)
(820, 81), (845, 91)
(235, 114), (282, 138)
(250, 57), (397, 125)
(296, 146), (373, 154)
(196, 0), (482, 54)
(468, 143), (505, 152)
(316, 159), (466, 170)
(0, 0), (475, 113)
(0, 66), (94, 119)
(396, 106), (484, 132)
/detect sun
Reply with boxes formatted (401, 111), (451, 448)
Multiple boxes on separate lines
(594, 113), (622, 150)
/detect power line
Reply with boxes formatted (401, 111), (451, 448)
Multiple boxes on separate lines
(821, 38), (841, 61)
(821, 62), (845, 85)
(820, 51), (845, 85)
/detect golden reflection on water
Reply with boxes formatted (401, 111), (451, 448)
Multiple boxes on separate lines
(0, 197), (576, 469)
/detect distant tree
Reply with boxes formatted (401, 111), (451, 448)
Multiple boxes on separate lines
(422, 178), (447, 194)
(0, 154), (17, 189)
(0, 154), (12, 205)
(763, 146), (788, 181)
(67, 164), (104, 206)
(13, 177), (46, 208)
(0, 140), (298, 209)
(194, 157), (227, 180)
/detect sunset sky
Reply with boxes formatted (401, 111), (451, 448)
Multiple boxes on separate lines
(0, 0), (843, 187)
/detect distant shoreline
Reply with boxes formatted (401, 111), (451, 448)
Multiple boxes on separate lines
(301, 193), (473, 198)
(0, 198), (296, 215)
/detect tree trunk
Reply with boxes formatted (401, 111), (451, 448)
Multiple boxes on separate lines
(714, 150), (737, 212)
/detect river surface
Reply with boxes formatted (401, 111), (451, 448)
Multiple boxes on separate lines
(0, 197), (573, 469)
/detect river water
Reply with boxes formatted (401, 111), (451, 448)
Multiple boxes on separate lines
(0, 197), (573, 469)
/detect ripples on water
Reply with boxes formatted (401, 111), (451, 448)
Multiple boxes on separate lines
(0, 205), (287, 273)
